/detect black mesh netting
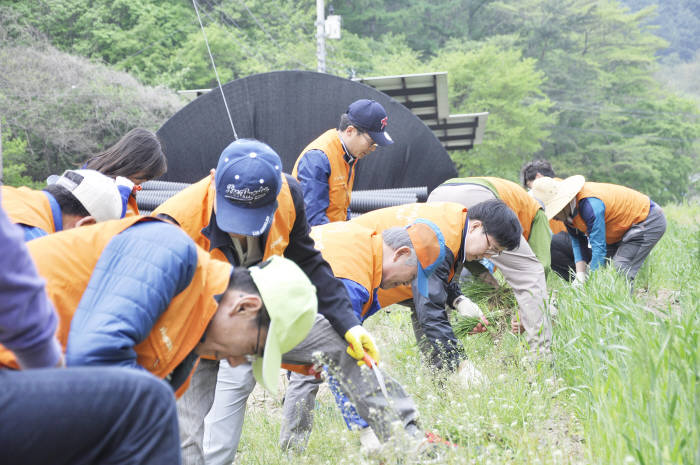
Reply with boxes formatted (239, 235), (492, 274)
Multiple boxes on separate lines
(156, 71), (457, 191)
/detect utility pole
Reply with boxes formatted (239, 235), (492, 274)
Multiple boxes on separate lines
(316, 0), (326, 73)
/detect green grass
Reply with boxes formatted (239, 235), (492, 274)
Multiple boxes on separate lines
(233, 203), (699, 465)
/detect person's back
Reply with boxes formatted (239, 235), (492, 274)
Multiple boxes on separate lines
(1, 169), (123, 241)
(531, 176), (666, 284)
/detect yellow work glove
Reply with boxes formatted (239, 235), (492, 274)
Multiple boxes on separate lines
(344, 325), (380, 366)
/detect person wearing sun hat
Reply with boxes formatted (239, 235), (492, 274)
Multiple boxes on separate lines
(1, 169), (124, 241)
(530, 175), (666, 285)
(153, 139), (421, 465)
(292, 98), (394, 226)
(280, 218), (447, 452)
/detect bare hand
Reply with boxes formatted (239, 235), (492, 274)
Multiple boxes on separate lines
(511, 317), (525, 334)
(469, 315), (490, 334)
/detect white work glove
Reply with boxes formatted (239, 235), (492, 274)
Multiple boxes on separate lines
(456, 359), (487, 388)
(453, 295), (483, 319)
(453, 296), (489, 333)
(572, 271), (587, 288)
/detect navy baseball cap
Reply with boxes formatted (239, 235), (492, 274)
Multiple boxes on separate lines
(214, 139), (283, 236)
(346, 99), (394, 147)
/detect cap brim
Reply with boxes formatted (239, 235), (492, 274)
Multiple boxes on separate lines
(368, 130), (393, 146)
(415, 267), (430, 297)
(215, 191), (277, 236)
(252, 320), (282, 394)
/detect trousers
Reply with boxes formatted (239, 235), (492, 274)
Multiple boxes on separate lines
(611, 204), (666, 282)
(178, 314), (419, 464)
(0, 366), (181, 465)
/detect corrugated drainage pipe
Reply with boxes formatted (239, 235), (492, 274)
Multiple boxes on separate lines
(140, 180), (191, 192)
(352, 187), (428, 202)
(136, 190), (181, 211)
(350, 193), (417, 213)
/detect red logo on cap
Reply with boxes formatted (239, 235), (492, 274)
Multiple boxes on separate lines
(380, 116), (388, 130)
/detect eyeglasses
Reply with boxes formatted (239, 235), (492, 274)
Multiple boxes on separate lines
(360, 132), (378, 151)
(483, 231), (503, 257)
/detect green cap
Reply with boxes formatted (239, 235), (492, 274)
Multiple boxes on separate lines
(249, 256), (317, 393)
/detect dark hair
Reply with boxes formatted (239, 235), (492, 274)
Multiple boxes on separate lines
(521, 159), (555, 187)
(338, 113), (353, 131)
(227, 266), (270, 328)
(84, 128), (167, 181)
(469, 199), (522, 251)
(338, 113), (368, 133)
(43, 184), (90, 217)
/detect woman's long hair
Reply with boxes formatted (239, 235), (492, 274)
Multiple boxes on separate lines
(84, 128), (167, 182)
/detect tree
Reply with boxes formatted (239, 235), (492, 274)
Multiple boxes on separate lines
(485, 0), (700, 201)
(427, 41), (554, 179)
(333, 0), (500, 55)
(0, 15), (184, 180)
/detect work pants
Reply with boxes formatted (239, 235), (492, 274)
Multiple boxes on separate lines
(612, 205), (666, 283)
(0, 366), (181, 465)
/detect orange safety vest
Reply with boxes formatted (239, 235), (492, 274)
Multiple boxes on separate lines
(1, 186), (56, 233)
(0, 216), (231, 398)
(310, 222), (383, 319)
(125, 193), (140, 217)
(549, 218), (567, 234)
(351, 202), (468, 307)
(445, 177), (541, 240)
(572, 182), (650, 244)
(292, 129), (355, 222)
(152, 175), (296, 262)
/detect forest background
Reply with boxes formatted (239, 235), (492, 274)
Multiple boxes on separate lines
(0, 0), (698, 202)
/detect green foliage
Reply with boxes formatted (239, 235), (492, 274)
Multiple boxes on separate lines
(427, 41), (554, 179)
(0, 126), (42, 188)
(0, 15), (184, 180)
(2, 0), (195, 86)
(620, 0), (700, 61)
(482, 0), (699, 200)
(333, 0), (500, 55)
(2, 0), (699, 197)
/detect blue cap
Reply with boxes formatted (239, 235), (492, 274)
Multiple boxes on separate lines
(214, 139), (283, 236)
(346, 99), (394, 147)
(406, 219), (447, 298)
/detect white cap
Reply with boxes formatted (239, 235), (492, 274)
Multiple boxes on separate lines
(55, 169), (123, 222)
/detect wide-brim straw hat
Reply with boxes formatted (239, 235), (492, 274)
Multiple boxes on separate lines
(530, 175), (585, 220)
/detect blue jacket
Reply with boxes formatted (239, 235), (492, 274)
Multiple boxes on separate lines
(66, 221), (197, 375)
(0, 201), (61, 368)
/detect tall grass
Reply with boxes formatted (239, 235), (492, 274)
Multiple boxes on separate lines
(553, 203), (699, 465)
